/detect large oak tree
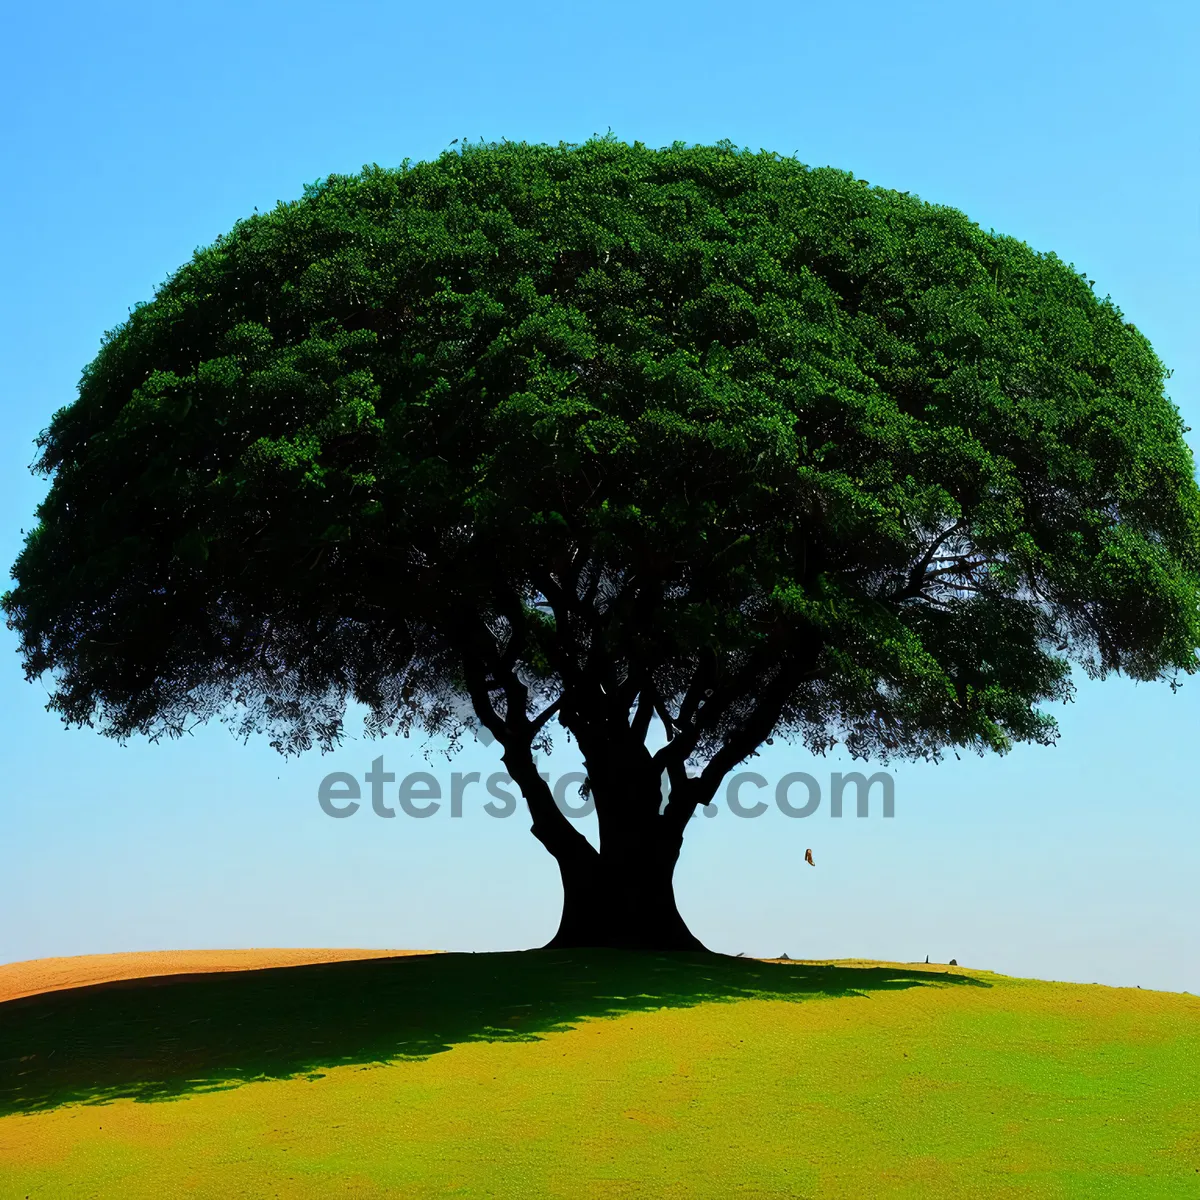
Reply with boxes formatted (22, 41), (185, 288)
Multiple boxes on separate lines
(6, 136), (1200, 949)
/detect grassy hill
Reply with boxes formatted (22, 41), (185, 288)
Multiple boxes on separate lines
(1, 950), (1197, 1197)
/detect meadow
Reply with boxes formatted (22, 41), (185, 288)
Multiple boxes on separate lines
(1, 949), (1197, 1197)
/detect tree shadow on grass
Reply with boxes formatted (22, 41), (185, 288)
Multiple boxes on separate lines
(0, 950), (988, 1117)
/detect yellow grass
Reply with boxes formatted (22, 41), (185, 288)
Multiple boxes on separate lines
(0, 948), (436, 1005)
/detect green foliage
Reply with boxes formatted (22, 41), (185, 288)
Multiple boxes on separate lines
(5, 134), (1200, 774)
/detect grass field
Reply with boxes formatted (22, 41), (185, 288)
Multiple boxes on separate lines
(1, 950), (1197, 1197)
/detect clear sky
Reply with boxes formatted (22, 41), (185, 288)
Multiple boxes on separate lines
(2, 0), (1197, 993)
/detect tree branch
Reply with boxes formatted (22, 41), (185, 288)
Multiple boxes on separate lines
(884, 519), (969, 603)
(691, 656), (807, 811)
(631, 683), (655, 743)
(529, 696), (563, 738)
(461, 643), (595, 866)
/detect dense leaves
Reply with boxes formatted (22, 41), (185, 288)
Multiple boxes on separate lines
(6, 135), (1200, 817)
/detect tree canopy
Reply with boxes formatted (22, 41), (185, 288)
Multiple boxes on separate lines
(6, 135), (1199, 947)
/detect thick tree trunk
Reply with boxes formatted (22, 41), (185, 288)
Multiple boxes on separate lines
(543, 837), (707, 952)
(500, 726), (708, 951)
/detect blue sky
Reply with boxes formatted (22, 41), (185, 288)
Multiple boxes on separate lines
(2, 0), (1197, 993)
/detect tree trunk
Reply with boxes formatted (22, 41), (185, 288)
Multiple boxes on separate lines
(501, 733), (707, 951)
(543, 836), (707, 951)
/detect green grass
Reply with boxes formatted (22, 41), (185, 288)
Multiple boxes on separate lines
(1, 951), (1197, 1197)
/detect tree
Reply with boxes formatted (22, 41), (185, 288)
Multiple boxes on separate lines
(6, 136), (1200, 950)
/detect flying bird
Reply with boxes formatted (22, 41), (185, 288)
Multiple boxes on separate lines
(804, 848), (815, 867)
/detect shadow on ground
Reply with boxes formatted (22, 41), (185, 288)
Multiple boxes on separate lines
(0, 950), (988, 1116)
